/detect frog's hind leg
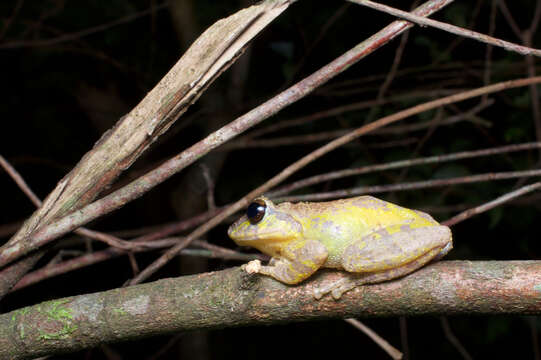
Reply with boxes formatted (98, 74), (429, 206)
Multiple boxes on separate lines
(342, 225), (451, 273)
(314, 246), (445, 300)
(314, 226), (451, 300)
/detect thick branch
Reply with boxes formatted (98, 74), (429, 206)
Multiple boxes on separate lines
(2, 261), (540, 359)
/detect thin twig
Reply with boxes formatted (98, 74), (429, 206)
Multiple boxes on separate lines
(284, 3), (351, 86)
(345, 318), (403, 360)
(497, 1), (522, 39)
(269, 142), (541, 197)
(442, 182), (541, 227)
(11, 238), (262, 292)
(240, 89), (460, 141)
(431, 0), (484, 65)
(0, 155), (151, 251)
(225, 96), (491, 151)
(377, 25), (410, 101)
(0, 155), (256, 290)
(482, 0), (497, 94)
(376, 99), (493, 134)
(440, 317), (473, 360)
(529, 317), (541, 360)
(0, 2), (170, 49)
(399, 317), (409, 360)
(0, 155), (41, 206)
(395, 107), (444, 183)
(524, 31), (541, 159)
(224, 102), (489, 150)
(275, 169), (541, 203)
(0, 0), (24, 41)
(349, 0), (541, 57)
(200, 164), (216, 211)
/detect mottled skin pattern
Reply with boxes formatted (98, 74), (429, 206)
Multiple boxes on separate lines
(228, 196), (452, 299)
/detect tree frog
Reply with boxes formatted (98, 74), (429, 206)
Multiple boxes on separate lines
(228, 196), (452, 299)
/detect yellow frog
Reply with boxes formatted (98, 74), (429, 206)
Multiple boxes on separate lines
(228, 195), (452, 299)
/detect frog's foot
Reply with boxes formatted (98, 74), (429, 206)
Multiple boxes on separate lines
(243, 260), (262, 274)
(313, 278), (357, 300)
(314, 244), (452, 300)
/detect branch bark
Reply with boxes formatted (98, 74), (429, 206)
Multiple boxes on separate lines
(2, 261), (540, 359)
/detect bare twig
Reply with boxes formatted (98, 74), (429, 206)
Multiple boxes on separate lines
(269, 141), (541, 196)
(285, 3), (351, 86)
(497, 1), (522, 39)
(224, 101), (490, 150)
(399, 317), (409, 360)
(0, 155), (151, 251)
(11, 238), (262, 292)
(345, 318), (403, 359)
(529, 316), (541, 360)
(440, 317), (473, 360)
(1, 153), (259, 290)
(349, 0), (541, 57)
(442, 182), (541, 227)
(432, 0), (484, 65)
(0, 2), (170, 49)
(0, 0), (24, 41)
(239, 89), (460, 141)
(200, 164), (216, 210)
(482, 0), (497, 92)
(0, 155), (41, 206)
(275, 169), (541, 202)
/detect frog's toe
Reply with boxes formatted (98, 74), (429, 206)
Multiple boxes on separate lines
(313, 288), (325, 300)
(331, 281), (356, 300)
(313, 282), (336, 300)
(313, 278), (356, 300)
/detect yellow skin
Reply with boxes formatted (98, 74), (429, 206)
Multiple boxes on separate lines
(228, 195), (452, 299)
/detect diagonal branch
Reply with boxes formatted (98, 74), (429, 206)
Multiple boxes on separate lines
(349, 0), (541, 57)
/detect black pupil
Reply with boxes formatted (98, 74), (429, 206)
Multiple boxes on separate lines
(247, 201), (266, 223)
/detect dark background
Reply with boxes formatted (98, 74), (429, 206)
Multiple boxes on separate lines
(1, 0), (540, 358)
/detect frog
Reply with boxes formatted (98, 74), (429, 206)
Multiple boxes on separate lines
(228, 195), (452, 299)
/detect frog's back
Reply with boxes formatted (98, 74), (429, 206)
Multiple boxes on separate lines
(286, 196), (439, 268)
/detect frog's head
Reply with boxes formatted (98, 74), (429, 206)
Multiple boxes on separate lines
(228, 197), (302, 247)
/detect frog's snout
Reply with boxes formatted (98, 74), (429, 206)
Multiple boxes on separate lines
(227, 216), (248, 240)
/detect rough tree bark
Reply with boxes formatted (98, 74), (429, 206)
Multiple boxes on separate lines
(1, 261), (541, 359)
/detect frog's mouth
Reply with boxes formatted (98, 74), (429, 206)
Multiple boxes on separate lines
(230, 231), (295, 245)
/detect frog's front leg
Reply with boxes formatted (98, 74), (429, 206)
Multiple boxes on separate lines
(314, 226), (452, 300)
(244, 239), (328, 285)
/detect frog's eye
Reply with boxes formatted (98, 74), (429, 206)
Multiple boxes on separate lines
(247, 199), (267, 224)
